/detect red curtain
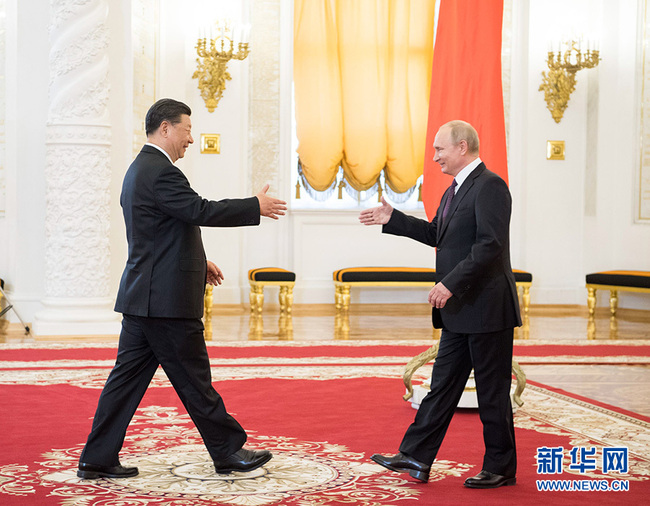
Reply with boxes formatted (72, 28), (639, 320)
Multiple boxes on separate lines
(421, 0), (508, 220)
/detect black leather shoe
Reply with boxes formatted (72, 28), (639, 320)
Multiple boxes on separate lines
(77, 462), (138, 479)
(214, 448), (273, 474)
(370, 452), (430, 483)
(464, 470), (516, 488)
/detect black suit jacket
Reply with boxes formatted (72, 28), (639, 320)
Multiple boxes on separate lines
(114, 145), (260, 319)
(383, 163), (521, 333)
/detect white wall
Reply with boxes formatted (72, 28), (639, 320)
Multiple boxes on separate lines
(590, 0), (650, 309)
(517, 0), (594, 304)
(1, 0), (49, 320)
(510, 0), (650, 308)
(108, 0), (134, 311)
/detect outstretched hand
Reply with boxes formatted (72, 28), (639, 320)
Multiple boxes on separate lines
(359, 196), (394, 226)
(256, 184), (287, 220)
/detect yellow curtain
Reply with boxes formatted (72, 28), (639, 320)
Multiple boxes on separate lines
(294, 0), (435, 198)
(293, 0), (342, 193)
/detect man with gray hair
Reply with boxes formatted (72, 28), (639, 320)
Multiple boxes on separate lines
(360, 120), (520, 488)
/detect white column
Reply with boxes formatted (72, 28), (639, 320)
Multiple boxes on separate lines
(32, 0), (119, 336)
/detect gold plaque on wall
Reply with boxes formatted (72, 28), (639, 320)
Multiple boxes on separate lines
(546, 140), (565, 160)
(201, 134), (221, 154)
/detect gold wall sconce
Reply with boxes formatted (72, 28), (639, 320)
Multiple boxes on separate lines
(539, 40), (600, 123)
(193, 20), (251, 113)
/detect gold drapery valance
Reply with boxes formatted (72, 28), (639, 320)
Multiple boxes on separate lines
(294, 0), (435, 200)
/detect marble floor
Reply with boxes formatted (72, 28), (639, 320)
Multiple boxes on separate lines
(2, 304), (649, 416)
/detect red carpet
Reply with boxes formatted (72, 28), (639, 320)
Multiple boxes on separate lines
(2, 339), (649, 364)
(1, 341), (649, 505)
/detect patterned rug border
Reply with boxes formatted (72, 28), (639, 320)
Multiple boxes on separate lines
(2, 354), (649, 371)
(525, 383), (650, 431)
(2, 339), (650, 350)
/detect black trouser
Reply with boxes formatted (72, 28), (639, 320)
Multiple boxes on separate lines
(399, 328), (517, 477)
(80, 315), (246, 466)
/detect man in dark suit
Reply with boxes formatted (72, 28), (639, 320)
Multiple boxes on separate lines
(360, 120), (520, 488)
(78, 98), (287, 479)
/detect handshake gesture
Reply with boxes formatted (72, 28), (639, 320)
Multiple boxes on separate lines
(256, 184), (287, 220)
(359, 196), (394, 226)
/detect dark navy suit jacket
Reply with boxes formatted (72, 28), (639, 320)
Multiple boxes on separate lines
(383, 163), (521, 333)
(114, 145), (260, 319)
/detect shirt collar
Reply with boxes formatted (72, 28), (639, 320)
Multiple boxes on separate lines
(145, 142), (173, 164)
(453, 157), (482, 192)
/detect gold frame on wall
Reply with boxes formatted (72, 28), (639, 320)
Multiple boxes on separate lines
(546, 140), (566, 160)
(200, 134), (221, 154)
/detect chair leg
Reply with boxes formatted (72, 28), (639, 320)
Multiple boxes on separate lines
(335, 285), (342, 312)
(587, 287), (597, 316)
(587, 286), (597, 339)
(279, 285), (287, 314)
(279, 284), (294, 315)
(253, 285), (264, 317)
(203, 285), (213, 341)
(249, 284), (257, 314)
(280, 285), (294, 339)
(341, 285), (351, 312)
(517, 284), (530, 340)
(609, 289), (618, 318)
(522, 285), (530, 315)
(334, 285), (351, 339)
(285, 286), (294, 316)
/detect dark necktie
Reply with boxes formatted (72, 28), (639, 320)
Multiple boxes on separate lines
(441, 179), (458, 222)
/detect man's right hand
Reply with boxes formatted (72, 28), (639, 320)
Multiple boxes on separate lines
(359, 196), (394, 225)
(256, 184), (287, 220)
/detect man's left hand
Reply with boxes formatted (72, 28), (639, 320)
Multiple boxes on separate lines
(207, 260), (224, 286)
(428, 282), (453, 309)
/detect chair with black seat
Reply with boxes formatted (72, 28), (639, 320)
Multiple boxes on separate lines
(248, 268), (296, 339)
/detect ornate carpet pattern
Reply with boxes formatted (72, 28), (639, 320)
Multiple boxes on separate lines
(2, 411), (442, 506)
(1, 341), (649, 505)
